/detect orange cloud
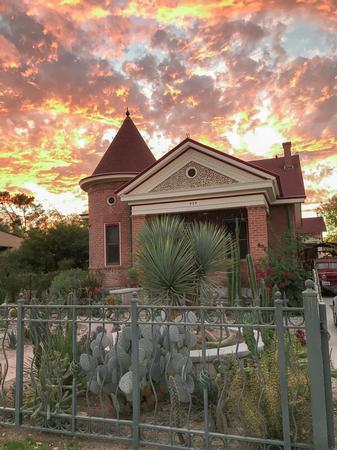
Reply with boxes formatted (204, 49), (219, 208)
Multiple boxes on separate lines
(0, 0), (337, 214)
(0, 35), (21, 69)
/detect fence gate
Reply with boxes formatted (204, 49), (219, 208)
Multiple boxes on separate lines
(0, 280), (335, 449)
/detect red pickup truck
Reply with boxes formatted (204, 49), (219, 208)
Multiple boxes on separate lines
(315, 258), (337, 295)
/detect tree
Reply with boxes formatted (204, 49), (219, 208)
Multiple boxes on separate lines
(13, 219), (89, 273)
(317, 195), (337, 241)
(0, 191), (47, 236)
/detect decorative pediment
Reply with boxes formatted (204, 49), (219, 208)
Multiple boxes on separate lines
(118, 140), (280, 204)
(151, 161), (237, 193)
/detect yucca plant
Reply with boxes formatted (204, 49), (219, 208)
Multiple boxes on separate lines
(187, 221), (233, 299)
(137, 216), (196, 306)
(137, 215), (232, 306)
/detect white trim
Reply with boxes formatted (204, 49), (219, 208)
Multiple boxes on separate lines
(106, 195), (116, 206)
(121, 180), (277, 204)
(80, 173), (138, 191)
(118, 141), (278, 196)
(273, 197), (305, 204)
(104, 223), (122, 267)
(185, 166), (198, 178)
(131, 194), (268, 216)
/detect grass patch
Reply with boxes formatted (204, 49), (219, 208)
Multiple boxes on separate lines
(0, 440), (81, 450)
(0, 441), (51, 450)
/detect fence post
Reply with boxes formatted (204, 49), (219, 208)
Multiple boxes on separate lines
(15, 297), (25, 427)
(131, 292), (140, 450)
(70, 292), (78, 434)
(303, 279), (330, 450)
(274, 290), (291, 450)
(200, 307), (209, 450)
(319, 302), (336, 449)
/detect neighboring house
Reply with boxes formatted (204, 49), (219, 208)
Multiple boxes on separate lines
(80, 111), (324, 288)
(0, 230), (23, 252)
(299, 216), (326, 244)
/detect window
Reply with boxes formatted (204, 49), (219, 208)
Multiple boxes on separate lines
(106, 195), (116, 206)
(106, 224), (120, 265)
(186, 166), (197, 178)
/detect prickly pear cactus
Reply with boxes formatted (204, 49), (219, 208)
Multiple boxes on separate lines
(78, 313), (197, 411)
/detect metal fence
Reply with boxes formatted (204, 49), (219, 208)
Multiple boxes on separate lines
(0, 279), (335, 450)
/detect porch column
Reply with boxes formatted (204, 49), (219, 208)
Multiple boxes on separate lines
(131, 214), (146, 263)
(247, 206), (268, 261)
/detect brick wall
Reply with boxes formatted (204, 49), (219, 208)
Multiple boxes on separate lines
(131, 215), (147, 263)
(247, 206), (268, 262)
(88, 181), (131, 288)
(268, 204), (294, 247)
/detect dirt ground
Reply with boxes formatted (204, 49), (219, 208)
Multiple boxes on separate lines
(1, 379), (337, 449)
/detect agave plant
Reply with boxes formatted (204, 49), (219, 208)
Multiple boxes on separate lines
(137, 215), (232, 305)
(187, 221), (233, 299)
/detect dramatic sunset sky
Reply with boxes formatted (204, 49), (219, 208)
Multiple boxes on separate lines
(0, 0), (336, 215)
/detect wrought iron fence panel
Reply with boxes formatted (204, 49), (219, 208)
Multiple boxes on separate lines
(0, 281), (334, 449)
(0, 303), (17, 425)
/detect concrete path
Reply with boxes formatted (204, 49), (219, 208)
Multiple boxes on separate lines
(0, 344), (34, 384)
(323, 296), (337, 369)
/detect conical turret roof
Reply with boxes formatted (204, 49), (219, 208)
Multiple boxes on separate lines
(92, 110), (155, 176)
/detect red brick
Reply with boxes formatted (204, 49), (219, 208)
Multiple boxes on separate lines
(88, 181), (131, 288)
(247, 206), (268, 262)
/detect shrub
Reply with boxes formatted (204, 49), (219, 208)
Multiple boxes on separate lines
(49, 268), (88, 299)
(222, 339), (312, 442)
(82, 269), (104, 290)
(0, 272), (25, 303)
(0, 282), (6, 304)
(0, 251), (58, 301)
(127, 267), (139, 287)
(259, 232), (310, 307)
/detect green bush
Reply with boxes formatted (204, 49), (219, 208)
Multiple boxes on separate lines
(0, 272), (25, 303)
(127, 267), (139, 287)
(258, 232), (310, 307)
(82, 269), (104, 290)
(0, 270), (57, 303)
(49, 268), (88, 299)
(0, 285), (6, 304)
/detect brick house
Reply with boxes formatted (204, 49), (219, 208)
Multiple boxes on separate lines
(80, 111), (325, 288)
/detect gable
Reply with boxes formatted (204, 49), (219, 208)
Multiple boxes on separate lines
(125, 147), (263, 196)
(151, 161), (238, 193)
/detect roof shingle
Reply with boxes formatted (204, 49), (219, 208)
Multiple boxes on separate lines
(298, 217), (326, 235)
(92, 114), (155, 176)
(250, 154), (305, 198)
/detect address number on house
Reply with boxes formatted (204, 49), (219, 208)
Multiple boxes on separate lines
(189, 201), (198, 206)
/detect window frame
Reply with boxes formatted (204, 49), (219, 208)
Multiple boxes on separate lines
(104, 223), (121, 266)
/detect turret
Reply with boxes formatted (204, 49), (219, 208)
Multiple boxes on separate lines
(79, 110), (155, 288)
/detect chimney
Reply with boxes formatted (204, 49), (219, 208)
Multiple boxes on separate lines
(282, 141), (293, 169)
